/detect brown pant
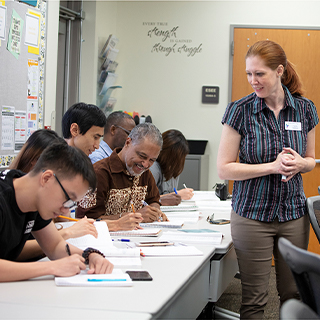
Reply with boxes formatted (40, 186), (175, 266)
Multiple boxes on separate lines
(231, 210), (310, 320)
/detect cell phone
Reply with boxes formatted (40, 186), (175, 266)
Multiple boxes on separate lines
(125, 270), (153, 281)
(137, 241), (174, 247)
(210, 219), (230, 225)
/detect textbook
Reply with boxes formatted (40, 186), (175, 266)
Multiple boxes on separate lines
(110, 228), (162, 237)
(55, 269), (132, 287)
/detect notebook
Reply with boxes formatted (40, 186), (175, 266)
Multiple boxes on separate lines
(140, 245), (203, 257)
(161, 205), (199, 212)
(59, 221), (113, 251)
(110, 228), (162, 237)
(55, 269), (132, 287)
(139, 219), (184, 229)
(160, 229), (223, 245)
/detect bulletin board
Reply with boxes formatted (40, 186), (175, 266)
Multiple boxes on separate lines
(0, 0), (46, 167)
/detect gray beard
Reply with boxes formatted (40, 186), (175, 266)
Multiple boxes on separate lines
(126, 163), (144, 177)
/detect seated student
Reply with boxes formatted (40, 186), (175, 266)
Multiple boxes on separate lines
(89, 111), (136, 164)
(62, 102), (107, 156)
(0, 142), (113, 282)
(150, 129), (194, 206)
(76, 123), (168, 231)
(9, 129), (98, 261)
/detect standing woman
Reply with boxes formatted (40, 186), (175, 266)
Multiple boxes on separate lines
(217, 40), (318, 319)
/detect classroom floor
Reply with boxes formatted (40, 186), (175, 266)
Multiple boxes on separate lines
(214, 266), (279, 319)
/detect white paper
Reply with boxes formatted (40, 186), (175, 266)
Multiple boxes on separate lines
(1, 106), (15, 151)
(25, 13), (39, 47)
(0, 5), (7, 41)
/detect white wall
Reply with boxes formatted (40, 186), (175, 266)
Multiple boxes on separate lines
(74, 1), (320, 189)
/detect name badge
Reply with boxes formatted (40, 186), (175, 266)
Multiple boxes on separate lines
(285, 121), (301, 131)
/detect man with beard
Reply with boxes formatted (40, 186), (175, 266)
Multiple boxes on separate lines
(76, 123), (168, 231)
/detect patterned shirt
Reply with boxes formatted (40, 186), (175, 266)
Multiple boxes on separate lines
(222, 85), (319, 222)
(76, 148), (161, 219)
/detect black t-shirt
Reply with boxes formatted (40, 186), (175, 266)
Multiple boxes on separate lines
(0, 169), (51, 261)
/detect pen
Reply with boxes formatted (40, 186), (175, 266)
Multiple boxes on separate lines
(140, 249), (145, 257)
(142, 200), (148, 206)
(87, 279), (127, 282)
(58, 215), (79, 222)
(174, 188), (178, 195)
(112, 238), (131, 242)
(183, 184), (187, 189)
(65, 243), (71, 256)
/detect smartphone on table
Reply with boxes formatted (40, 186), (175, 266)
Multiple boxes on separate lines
(126, 270), (153, 281)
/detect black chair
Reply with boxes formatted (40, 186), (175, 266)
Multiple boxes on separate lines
(278, 237), (320, 315)
(280, 299), (320, 320)
(307, 196), (320, 243)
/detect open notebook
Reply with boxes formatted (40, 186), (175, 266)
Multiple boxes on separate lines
(57, 221), (142, 267)
(55, 269), (133, 287)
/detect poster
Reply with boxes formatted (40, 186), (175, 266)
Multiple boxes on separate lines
(27, 100), (37, 137)
(1, 106), (15, 151)
(14, 110), (26, 152)
(25, 12), (39, 48)
(27, 59), (39, 99)
(7, 9), (24, 59)
(0, 5), (6, 41)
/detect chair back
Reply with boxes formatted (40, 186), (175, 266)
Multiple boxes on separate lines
(307, 196), (320, 243)
(280, 299), (320, 320)
(278, 237), (320, 315)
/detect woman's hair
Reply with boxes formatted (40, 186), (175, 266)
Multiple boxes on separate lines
(10, 129), (62, 173)
(245, 40), (304, 96)
(157, 129), (189, 181)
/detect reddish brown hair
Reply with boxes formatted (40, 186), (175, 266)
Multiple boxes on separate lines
(157, 130), (189, 181)
(246, 40), (304, 96)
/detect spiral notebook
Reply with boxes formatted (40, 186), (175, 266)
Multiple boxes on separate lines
(55, 269), (132, 287)
(139, 219), (184, 229)
(110, 228), (162, 237)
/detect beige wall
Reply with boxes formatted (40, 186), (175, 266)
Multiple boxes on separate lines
(46, 1), (320, 190)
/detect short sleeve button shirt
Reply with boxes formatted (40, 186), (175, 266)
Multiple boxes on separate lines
(222, 85), (319, 222)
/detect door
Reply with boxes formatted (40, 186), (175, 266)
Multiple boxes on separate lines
(231, 27), (320, 254)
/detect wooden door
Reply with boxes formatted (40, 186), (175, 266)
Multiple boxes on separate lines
(231, 27), (320, 254)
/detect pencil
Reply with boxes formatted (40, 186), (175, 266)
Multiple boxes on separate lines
(131, 202), (135, 213)
(57, 215), (79, 222)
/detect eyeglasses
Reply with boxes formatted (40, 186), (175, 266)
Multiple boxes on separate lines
(114, 125), (131, 135)
(54, 173), (77, 210)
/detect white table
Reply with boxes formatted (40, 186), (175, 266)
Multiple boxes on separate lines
(0, 192), (237, 319)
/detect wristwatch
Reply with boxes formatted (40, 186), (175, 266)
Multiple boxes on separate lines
(82, 247), (105, 264)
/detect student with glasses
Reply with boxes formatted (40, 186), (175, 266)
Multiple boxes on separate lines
(89, 111), (136, 164)
(0, 141), (113, 282)
(9, 129), (98, 262)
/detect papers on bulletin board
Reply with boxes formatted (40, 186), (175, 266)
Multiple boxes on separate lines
(14, 110), (26, 152)
(7, 9), (24, 59)
(0, 5), (7, 41)
(1, 106), (15, 151)
(25, 12), (39, 48)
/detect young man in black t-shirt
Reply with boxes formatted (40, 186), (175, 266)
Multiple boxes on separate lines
(0, 141), (113, 282)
